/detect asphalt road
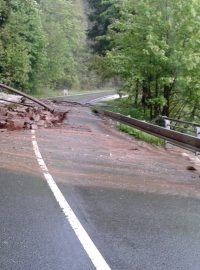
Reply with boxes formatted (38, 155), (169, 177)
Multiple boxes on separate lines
(51, 90), (116, 105)
(0, 169), (94, 270)
(0, 92), (200, 270)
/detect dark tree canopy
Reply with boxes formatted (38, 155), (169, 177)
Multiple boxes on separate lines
(87, 0), (200, 121)
(87, 0), (120, 56)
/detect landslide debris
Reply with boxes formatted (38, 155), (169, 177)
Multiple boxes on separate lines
(0, 93), (68, 131)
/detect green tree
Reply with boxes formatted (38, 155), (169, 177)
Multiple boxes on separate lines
(40, 0), (87, 89)
(93, 0), (200, 119)
(87, 0), (121, 56)
(0, 0), (47, 92)
(0, 0), (92, 93)
(0, 0), (11, 27)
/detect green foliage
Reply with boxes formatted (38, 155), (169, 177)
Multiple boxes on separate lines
(87, 0), (122, 55)
(117, 123), (165, 146)
(0, 0), (46, 92)
(0, 0), (97, 93)
(39, 0), (85, 89)
(0, 0), (10, 26)
(88, 0), (200, 121)
(107, 98), (150, 120)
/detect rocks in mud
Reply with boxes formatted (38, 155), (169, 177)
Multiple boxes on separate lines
(0, 103), (68, 131)
(186, 166), (197, 171)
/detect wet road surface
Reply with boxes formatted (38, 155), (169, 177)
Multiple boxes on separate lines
(0, 93), (200, 269)
(0, 169), (94, 270)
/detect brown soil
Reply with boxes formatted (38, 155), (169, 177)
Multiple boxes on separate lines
(36, 105), (200, 199)
(0, 104), (199, 199)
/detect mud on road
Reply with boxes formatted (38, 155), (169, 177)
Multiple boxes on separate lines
(2, 103), (200, 270)
(1, 103), (199, 200)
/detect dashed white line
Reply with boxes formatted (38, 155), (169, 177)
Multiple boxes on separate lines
(31, 130), (111, 270)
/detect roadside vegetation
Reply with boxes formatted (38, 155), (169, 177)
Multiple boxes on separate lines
(117, 123), (165, 146)
(106, 98), (150, 121)
(104, 98), (165, 146)
(0, 0), (100, 94)
(87, 0), (200, 123)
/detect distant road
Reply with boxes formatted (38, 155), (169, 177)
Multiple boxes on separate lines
(51, 90), (116, 104)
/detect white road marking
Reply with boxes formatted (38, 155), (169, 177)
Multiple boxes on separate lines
(31, 130), (111, 270)
(89, 94), (120, 104)
(89, 94), (128, 104)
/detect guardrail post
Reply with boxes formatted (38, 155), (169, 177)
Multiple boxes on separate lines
(164, 118), (172, 149)
(164, 119), (171, 130)
(196, 127), (200, 157)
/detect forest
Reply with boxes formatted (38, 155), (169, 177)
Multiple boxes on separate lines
(0, 0), (93, 93)
(0, 0), (200, 120)
(88, 0), (200, 121)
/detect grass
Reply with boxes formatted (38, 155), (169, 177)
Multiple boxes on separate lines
(106, 98), (150, 121)
(117, 123), (165, 146)
(105, 98), (165, 146)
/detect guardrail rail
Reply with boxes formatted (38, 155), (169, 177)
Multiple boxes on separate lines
(161, 116), (200, 138)
(96, 109), (200, 153)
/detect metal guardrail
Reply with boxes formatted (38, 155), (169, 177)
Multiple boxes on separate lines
(161, 116), (200, 128)
(96, 110), (200, 152)
(161, 116), (200, 139)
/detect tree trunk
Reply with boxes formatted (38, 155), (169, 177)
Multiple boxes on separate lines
(162, 77), (176, 117)
(134, 80), (139, 105)
(141, 81), (148, 113)
(190, 101), (198, 120)
(153, 78), (160, 117)
(162, 85), (171, 116)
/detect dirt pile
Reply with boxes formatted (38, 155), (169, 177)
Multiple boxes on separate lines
(0, 96), (68, 131)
